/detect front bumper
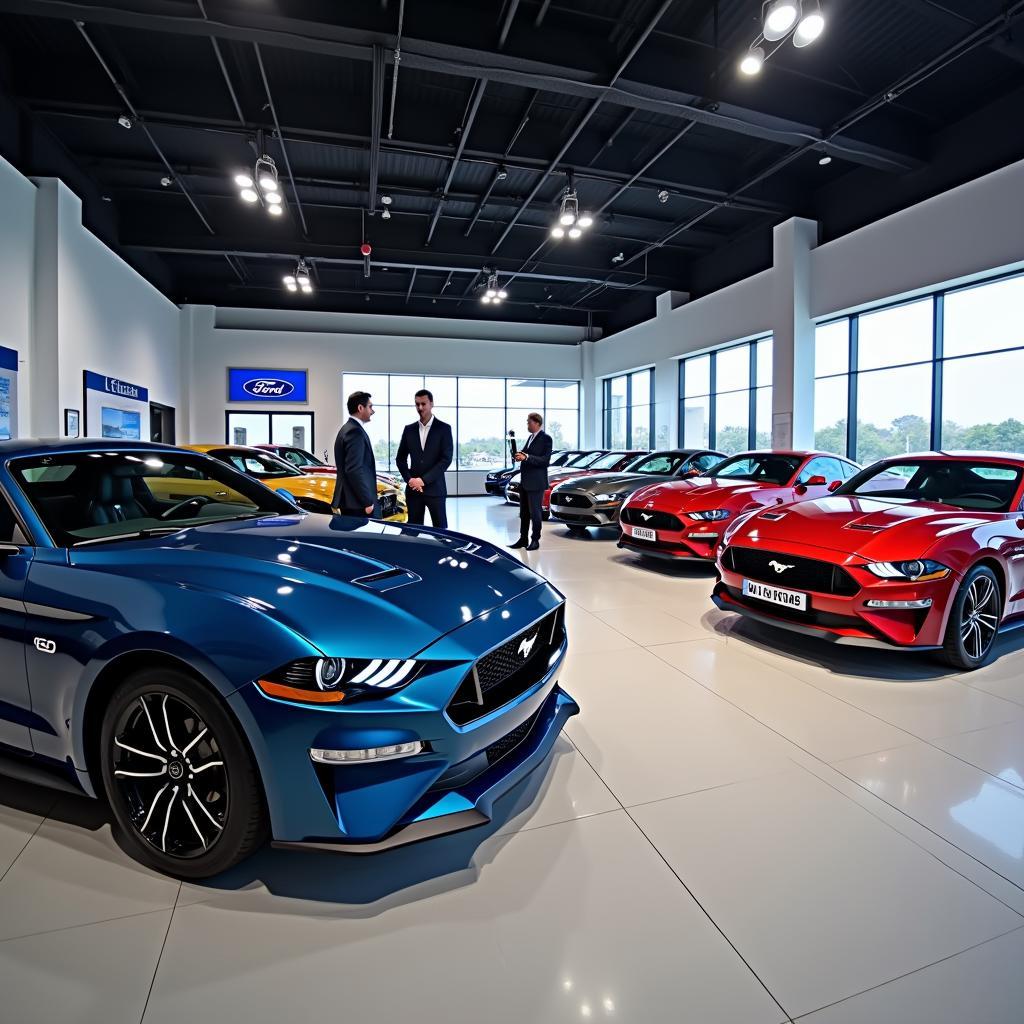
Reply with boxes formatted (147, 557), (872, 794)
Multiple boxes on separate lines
(485, 480), (510, 496)
(714, 541), (958, 649)
(228, 587), (578, 852)
(618, 521), (718, 560)
(549, 493), (623, 529)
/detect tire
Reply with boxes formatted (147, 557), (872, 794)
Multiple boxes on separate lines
(100, 667), (268, 879)
(940, 564), (1002, 671)
(565, 525), (588, 536)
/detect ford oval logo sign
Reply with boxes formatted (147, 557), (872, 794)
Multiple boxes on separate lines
(243, 378), (295, 398)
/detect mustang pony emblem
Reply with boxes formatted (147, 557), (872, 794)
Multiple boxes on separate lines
(518, 634), (538, 659)
(768, 560), (795, 574)
(641, 512), (653, 521)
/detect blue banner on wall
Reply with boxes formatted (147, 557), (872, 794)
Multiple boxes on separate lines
(0, 346), (18, 373)
(228, 368), (308, 403)
(84, 370), (149, 403)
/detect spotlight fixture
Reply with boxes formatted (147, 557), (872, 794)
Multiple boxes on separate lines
(818, 155), (832, 166)
(234, 152), (285, 216)
(657, 190), (670, 204)
(117, 113), (133, 129)
(380, 195), (393, 206)
(612, 252), (625, 263)
(160, 176), (172, 187)
(739, 1), (825, 77)
(763, 0), (800, 41)
(283, 258), (313, 295)
(480, 270), (508, 305)
(550, 176), (593, 241)
(739, 46), (765, 75)
(381, 207), (391, 220)
(496, 166), (508, 181)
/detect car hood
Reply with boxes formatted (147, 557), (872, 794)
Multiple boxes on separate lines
(68, 515), (546, 657)
(559, 471), (676, 494)
(735, 495), (991, 558)
(630, 477), (770, 510)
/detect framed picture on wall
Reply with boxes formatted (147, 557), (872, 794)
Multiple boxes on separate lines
(64, 408), (80, 438)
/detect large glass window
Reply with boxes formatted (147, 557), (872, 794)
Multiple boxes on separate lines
(814, 271), (1024, 462)
(678, 338), (772, 453)
(340, 374), (580, 473)
(225, 412), (315, 453)
(602, 369), (654, 449)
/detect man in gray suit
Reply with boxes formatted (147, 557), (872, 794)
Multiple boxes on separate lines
(331, 391), (380, 516)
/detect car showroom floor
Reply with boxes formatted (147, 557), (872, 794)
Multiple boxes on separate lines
(3, 497), (1024, 1024)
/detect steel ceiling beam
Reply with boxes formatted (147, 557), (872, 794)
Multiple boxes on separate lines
(0, 0), (921, 172)
(498, 0), (520, 50)
(28, 101), (789, 216)
(196, 0), (245, 124)
(369, 43), (384, 213)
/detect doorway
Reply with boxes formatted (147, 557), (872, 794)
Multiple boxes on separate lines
(150, 402), (176, 444)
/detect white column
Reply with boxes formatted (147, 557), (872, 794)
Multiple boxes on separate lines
(29, 179), (62, 437)
(580, 341), (599, 447)
(771, 218), (818, 448)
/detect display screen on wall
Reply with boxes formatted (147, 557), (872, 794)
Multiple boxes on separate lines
(228, 368), (308, 403)
(101, 406), (142, 439)
(0, 346), (20, 442)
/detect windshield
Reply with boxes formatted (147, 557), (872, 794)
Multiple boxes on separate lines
(565, 451), (597, 466)
(629, 452), (693, 476)
(208, 449), (302, 479)
(11, 450), (297, 546)
(276, 447), (325, 469)
(589, 451), (637, 471)
(836, 459), (1023, 511)
(710, 454), (803, 485)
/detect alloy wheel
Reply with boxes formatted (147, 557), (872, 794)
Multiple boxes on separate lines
(960, 574), (999, 661)
(110, 693), (229, 859)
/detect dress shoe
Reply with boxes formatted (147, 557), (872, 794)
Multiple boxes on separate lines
(508, 539), (528, 549)
(526, 541), (540, 551)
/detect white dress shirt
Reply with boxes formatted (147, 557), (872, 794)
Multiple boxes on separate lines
(418, 415), (434, 449)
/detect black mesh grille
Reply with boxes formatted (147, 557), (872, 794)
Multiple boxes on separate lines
(723, 547), (859, 596)
(621, 507), (684, 530)
(485, 710), (540, 766)
(448, 607), (565, 725)
(550, 492), (593, 509)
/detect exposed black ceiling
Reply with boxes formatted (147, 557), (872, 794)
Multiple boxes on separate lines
(0, 0), (1022, 334)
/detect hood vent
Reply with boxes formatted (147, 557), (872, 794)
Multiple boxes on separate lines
(847, 524), (882, 532)
(352, 567), (421, 592)
(760, 511), (788, 521)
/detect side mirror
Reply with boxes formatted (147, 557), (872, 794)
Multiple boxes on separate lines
(277, 488), (300, 506)
(806, 475), (828, 487)
(828, 480), (842, 493)
(0, 542), (20, 556)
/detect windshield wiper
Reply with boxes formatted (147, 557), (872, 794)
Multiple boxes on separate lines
(73, 527), (186, 547)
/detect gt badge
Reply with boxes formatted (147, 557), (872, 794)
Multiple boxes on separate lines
(768, 560), (795, 574)
(518, 633), (537, 659)
(34, 637), (57, 654)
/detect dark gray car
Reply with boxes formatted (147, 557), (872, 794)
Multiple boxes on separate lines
(549, 449), (726, 532)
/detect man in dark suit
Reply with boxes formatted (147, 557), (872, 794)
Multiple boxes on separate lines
(331, 391), (380, 516)
(510, 412), (552, 551)
(396, 389), (453, 529)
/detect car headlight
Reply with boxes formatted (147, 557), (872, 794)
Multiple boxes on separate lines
(690, 509), (731, 521)
(864, 559), (951, 582)
(594, 491), (629, 502)
(256, 656), (422, 704)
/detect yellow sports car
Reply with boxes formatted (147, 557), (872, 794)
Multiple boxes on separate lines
(182, 445), (407, 521)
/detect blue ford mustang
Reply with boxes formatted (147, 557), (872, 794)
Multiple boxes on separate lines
(0, 440), (576, 878)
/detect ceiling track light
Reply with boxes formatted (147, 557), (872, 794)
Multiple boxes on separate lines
(284, 258), (313, 295)
(234, 152), (285, 215)
(739, 0), (825, 76)
(480, 270), (508, 305)
(550, 176), (593, 240)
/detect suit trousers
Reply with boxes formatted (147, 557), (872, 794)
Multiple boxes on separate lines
(333, 501), (380, 517)
(406, 489), (448, 529)
(519, 489), (543, 543)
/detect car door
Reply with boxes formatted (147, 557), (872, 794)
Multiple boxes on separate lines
(0, 491), (33, 750)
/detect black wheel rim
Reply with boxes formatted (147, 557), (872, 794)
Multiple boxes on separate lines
(960, 575), (999, 661)
(111, 693), (229, 859)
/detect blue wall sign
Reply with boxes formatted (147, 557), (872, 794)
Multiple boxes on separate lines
(0, 346), (18, 373)
(228, 368), (308, 403)
(84, 370), (149, 403)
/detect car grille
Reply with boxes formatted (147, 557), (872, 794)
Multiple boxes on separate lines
(551, 510), (600, 524)
(620, 506), (683, 531)
(550, 492), (593, 509)
(379, 493), (398, 517)
(722, 547), (859, 596)
(447, 606), (565, 726)
(485, 709), (541, 766)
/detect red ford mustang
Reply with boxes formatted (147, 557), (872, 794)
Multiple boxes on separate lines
(713, 452), (1024, 669)
(618, 450), (860, 562)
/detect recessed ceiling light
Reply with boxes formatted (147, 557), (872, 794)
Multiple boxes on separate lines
(819, 155), (832, 166)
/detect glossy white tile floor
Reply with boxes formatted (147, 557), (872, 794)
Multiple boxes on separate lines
(3, 496), (1024, 1023)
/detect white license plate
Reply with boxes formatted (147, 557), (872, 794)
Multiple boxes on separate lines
(631, 526), (657, 542)
(742, 578), (808, 611)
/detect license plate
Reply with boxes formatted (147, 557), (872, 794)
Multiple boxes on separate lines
(742, 578), (808, 611)
(631, 526), (656, 542)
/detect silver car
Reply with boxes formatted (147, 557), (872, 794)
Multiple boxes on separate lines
(549, 449), (726, 533)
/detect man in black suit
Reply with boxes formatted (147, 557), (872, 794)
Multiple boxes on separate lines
(331, 391), (380, 516)
(396, 389), (453, 529)
(510, 412), (552, 551)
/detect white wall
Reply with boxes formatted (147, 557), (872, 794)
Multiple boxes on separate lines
(0, 155), (36, 429)
(184, 305), (586, 494)
(589, 157), (1024, 450)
